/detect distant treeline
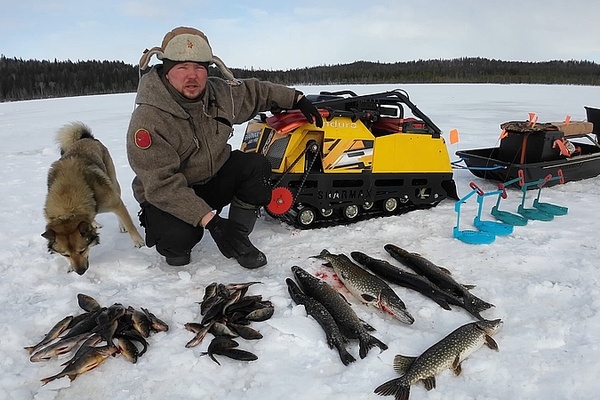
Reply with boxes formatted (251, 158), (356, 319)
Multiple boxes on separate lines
(2, 55), (600, 102)
(1, 57), (139, 102)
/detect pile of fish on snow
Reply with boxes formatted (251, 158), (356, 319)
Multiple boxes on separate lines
(287, 244), (502, 400)
(183, 281), (274, 364)
(25, 293), (168, 384)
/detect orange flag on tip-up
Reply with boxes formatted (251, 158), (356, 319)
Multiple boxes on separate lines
(564, 115), (571, 125)
(449, 129), (459, 144)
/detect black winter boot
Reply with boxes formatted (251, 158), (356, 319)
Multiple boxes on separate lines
(228, 202), (267, 269)
(166, 254), (191, 266)
(228, 204), (257, 235)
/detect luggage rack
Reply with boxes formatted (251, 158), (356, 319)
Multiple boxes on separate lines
(307, 89), (443, 138)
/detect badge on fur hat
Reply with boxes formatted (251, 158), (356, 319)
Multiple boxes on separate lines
(134, 129), (152, 149)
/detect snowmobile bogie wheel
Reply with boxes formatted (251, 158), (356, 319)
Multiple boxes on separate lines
(384, 198), (399, 213)
(362, 201), (374, 211)
(320, 208), (334, 218)
(297, 207), (317, 227)
(343, 205), (360, 220)
(399, 195), (410, 204)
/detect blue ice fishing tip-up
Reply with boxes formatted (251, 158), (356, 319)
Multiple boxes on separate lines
(453, 171), (569, 245)
(453, 182), (516, 244)
(517, 171), (568, 220)
(490, 177), (529, 226)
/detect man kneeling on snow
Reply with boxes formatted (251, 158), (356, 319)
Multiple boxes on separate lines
(126, 26), (322, 268)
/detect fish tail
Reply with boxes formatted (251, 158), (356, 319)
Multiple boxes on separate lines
(372, 334), (388, 351)
(432, 296), (452, 310)
(374, 377), (410, 400)
(336, 345), (356, 366)
(40, 378), (52, 386)
(359, 334), (388, 358)
(358, 341), (369, 359)
(40, 373), (63, 386)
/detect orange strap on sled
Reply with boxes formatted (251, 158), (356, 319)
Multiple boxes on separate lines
(553, 138), (580, 157)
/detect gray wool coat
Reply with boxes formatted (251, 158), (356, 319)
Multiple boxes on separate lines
(126, 67), (296, 227)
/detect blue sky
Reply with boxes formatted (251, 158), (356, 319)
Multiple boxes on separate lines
(2, 0), (599, 70)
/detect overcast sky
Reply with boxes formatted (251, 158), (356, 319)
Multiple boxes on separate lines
(2, 0), (599, 70)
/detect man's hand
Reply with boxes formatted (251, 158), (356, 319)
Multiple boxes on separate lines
(293, 91), (323, 128)
(205, 215), (253, 258)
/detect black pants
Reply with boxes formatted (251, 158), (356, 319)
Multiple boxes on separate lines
(139, 150), (272, 259)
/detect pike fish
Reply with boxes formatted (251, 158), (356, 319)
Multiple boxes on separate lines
(351, 251), (486, 320)
(351, 251), (454, 310)
(286, 278), (356, 366)
(313, 250), (414, 325)
(384, 244), (494, 319)
(291, 266), (387, 359)
(374, 319), (502, 400)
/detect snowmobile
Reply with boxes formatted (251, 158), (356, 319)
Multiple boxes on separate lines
(240, 89), (457, 229)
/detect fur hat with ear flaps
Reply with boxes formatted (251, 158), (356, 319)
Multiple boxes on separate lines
(138, 26), (237, 82)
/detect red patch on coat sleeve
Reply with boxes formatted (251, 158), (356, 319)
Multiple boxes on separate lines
(134, 129), (152, 149)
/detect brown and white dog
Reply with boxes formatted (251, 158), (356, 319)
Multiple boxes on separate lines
(42, 122), (144, 274)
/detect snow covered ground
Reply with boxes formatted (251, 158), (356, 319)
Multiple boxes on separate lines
(0, 83), (599, 400)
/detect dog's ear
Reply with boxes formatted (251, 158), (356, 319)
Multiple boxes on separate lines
(78, 221), (100, 246)
(42, 229), (56, 252)
(41, 229), (55, 241)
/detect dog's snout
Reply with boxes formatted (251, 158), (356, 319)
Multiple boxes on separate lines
(74, 265), (89, 275)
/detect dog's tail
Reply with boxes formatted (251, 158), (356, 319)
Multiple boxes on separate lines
(56, 121), (95, 154)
